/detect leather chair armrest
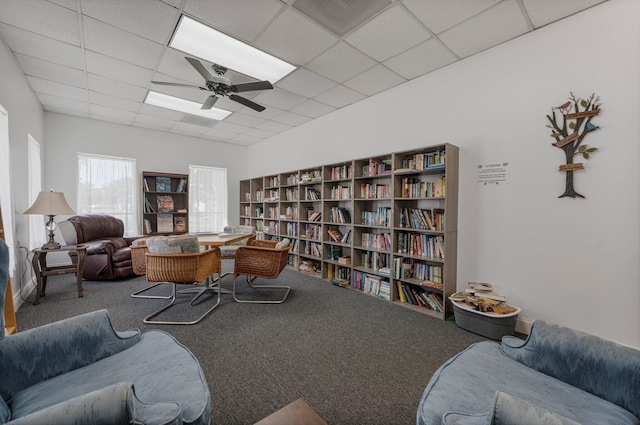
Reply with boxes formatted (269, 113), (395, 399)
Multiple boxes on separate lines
(78, 239), (115, 255)
(125, 235), (144, 246)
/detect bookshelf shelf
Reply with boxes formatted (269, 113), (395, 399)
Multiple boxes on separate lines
(142, 171), (189, 235)
(239, 143), (458, 319)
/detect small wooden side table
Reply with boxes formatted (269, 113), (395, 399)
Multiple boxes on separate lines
(254, 398), (327, 425)
(31, 245), (87, 305)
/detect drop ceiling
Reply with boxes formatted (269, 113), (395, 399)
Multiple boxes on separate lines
(0, 0), (606, 146)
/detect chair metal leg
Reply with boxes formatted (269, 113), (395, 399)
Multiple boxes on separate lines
(233, 275), (290, 304)
(143, 280), (221, 325)
(131, 282), (173, 300)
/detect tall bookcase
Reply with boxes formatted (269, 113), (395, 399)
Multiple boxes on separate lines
(142, 171), (189, 235)
(239, 143), (458, 319)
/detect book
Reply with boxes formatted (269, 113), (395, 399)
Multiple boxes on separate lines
(143, 178), (149, 192)
(156, 177), (172, 192)
(157, 195), (174, 212)
(157, 214), (173, 233)
(143, 218), (152, 233)
(174, 216), (186, 232)
(337, 256), (351, 265)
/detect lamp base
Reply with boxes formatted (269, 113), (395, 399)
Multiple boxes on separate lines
(41, 241), (61, 250)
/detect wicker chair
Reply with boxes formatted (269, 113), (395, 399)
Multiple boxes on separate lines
(144, 246), (222, 325)
(232, 239), (291, 303)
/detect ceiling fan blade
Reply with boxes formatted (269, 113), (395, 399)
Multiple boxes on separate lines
(201, 95), (218, 110)
(231, 81), (273, 93)
(151, 81), (204, 89)
(185, 57), (215, 82)
(229, 94), (266, 112)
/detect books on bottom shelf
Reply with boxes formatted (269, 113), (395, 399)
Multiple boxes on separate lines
(157, 214), (173, 233)
(353, 272), (390, 301)
(397, 281), (443, 312)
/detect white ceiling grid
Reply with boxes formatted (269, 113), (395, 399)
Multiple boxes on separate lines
(0, 0), (606, 145)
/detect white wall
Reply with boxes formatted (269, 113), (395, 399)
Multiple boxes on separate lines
(44, 113), (248, 226)
(0, 33), (45, 303)
(247, 0), (640, 347)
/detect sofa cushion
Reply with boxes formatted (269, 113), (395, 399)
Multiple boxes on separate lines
(417, 341), (639, 425)
(501, 320), (640, 419)
(147, 235), (200, 254)
(0, 396), (9, 424)
(9, 330), (210, 425)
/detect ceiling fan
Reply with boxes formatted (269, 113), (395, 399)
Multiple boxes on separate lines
(151, 57), (273, 112)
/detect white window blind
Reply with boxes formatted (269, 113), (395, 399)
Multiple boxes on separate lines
(27, 135), (45, 249)
(189, 165), (228, 233)
(77, 153), (139, 235)
(0, 104), (16, 275)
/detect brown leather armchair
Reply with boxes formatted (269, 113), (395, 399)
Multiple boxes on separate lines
(61, 214), (141, 280)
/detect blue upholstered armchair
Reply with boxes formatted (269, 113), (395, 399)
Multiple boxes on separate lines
(0, 239), (211, 424)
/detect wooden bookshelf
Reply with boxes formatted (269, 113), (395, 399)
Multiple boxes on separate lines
(239, 143), (458, 319)
(141, 171), (189, 235)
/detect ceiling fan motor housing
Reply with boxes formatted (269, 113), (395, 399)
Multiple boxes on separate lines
(207, 75), (232, 94)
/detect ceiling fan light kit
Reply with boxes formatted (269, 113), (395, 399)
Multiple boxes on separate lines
(144, 90), (232, 121)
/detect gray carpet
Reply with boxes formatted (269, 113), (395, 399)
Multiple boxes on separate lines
(15, 266), (487, 425)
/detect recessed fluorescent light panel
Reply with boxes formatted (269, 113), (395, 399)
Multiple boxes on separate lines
(170, 15), (296, 83)
(144, 91), (231, 121)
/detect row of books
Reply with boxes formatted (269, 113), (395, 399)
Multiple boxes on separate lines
(361, 207), (391, 227)
(327, 228), (352, 244)
(284, 188), (298, 201)
(359, 183), (391, 199)
(266, 176), (279, 187)
(284, 174), (299, 185)
(283, 206), (298, 220)
(398, 150), (445, 171)
(306, 209), (322, 221)
(397, 232), (445, 259)
(299, 259), (321, 276)
(303, 224), (322, 240)
(361, 232), (391, 250)
(360, 251), (391, 271)
(328, 164), (352, 181)
(361, 159), (392, 177)
(398, 207), (444, 231)
(328, 185), (351, 200)
(353, 271), (391, 300)
(266, 206), (278, 219)
(144, 177), (187, 193)
(392, 257), (443, 284)
(327, 207), (350, 223)
(399, 176), (445, 198)
(300, 170), (322, 183)
(304, 187), (321, 200)
(397, 282), (444, 312)
(302, 240), (322, 258)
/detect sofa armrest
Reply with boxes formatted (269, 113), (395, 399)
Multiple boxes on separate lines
(75, 239), (115, 255)
(501, 320), (640, 419)
(7, 382), (182, 425)
(125, 235), (144, 246)
(0, 310), (140, 401)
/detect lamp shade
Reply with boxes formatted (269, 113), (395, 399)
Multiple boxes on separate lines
(24, 191), (75, 216)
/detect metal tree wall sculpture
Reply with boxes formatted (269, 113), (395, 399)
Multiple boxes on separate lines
(546, 92), (601, 198)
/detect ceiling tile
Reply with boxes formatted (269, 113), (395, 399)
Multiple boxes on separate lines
(256, 120), (292, 133)
(345, 5), (430, 62)
(45, 105), (90, 117)
(36, 92), (90, 113)
(314, 84), (367, 108)
(87, 74), (148, 102)
(27, 76), (88, 101)
(343, 64), (406, 96)
(271, 111), (312, 126)
(0, 0), (80, 45)
(439, 0), (531, 58)
(183, 0), (284, 43)
(230, 133), (263, 145)
(255, 88), (308, 110)
(15, 54), (87, 88)
(203, 127), (239, 141)
(522, 0), (606, 28)
(85, 51), (154, 88)
(384, 38), (458, 80)
(214, 121), (251, 134)
(290, 99), (336, 118)
(255, 8), (338, 67)
(244, 128), (277, 139)
(170, 121), (209, 135)
(277, 68), (337, 98)
(0, 23), (84, 69)
(89, 91), (141, 113)
(134, 113), (175, 130)
(90, 104), (136, 122)
(49, 0), (79, 10)
(224, 112), (266, 128)
(306, 42), (376, 83)
(82, 17), (164, 69)
(237, 104), (284, 120)
(81, 0), (179, 43)
(402, 0), (501, 34)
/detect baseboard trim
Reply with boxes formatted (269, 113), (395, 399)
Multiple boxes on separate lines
(515, 316), (534, 336)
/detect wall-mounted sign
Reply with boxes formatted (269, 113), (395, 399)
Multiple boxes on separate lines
(476, 162), (510, 185)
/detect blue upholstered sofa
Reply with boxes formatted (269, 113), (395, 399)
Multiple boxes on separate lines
(0, 239), (211, 424)
(417, 320), (640, 425)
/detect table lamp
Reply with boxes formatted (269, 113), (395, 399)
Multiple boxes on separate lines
(24, 190), (75, 249)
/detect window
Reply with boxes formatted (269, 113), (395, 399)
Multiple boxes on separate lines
(77, 153), (138, 235)
(28, 135), (45, 249)
(189, 165), (227, 233)
(0, 104), (16, 275)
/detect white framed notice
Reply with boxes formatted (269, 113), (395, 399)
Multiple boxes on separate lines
(476, 162), (510, 185)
